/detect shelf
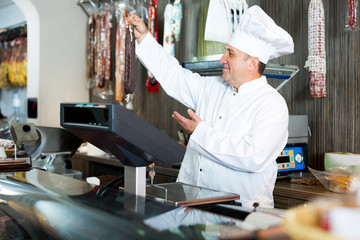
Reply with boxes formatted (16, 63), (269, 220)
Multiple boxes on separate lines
(182, 59), (299, 91)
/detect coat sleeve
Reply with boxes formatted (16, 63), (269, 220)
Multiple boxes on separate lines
(136, 33), (205, 109)
(189, 96), (289, 173)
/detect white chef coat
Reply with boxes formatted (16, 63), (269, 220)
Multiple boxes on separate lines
(136, 33), (289, 208)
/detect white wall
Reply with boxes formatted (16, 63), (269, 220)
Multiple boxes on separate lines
(32, 0), (89, 127)
(4, 0), (89, 127)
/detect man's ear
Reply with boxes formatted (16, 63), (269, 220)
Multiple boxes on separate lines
(248, 57), (260, 72)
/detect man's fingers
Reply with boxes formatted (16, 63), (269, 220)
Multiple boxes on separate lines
(172, 111), (184, 122)
(171, 110), (200, 134)
(187, 109), (200, 122)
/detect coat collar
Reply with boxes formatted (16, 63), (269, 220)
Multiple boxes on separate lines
(236, 76), (268, 94)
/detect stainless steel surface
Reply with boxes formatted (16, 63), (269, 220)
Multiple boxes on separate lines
(28, 126), (83, 160)
(0, 119), (10, 137)
(78, 0), (99, 16)
(124, 165), (146, 197)
(146, 182), (240, 207)
(288, 115), (309, 144)
(2, 169), (93, 196)
(26, 126), (83, 176)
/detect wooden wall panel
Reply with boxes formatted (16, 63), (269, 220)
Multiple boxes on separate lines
(91, 0), (360, 170)
(261, 0), (360, 170)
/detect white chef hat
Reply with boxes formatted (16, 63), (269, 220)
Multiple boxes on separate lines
(227, 5), (294, 64)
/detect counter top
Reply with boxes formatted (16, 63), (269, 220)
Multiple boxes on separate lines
(0, 168), (290, 239)
(273, 178), (342, 209)
(71, 153), (343, 209)
(275, 178), (339, 201)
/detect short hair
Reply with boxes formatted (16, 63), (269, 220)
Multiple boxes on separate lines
(258, 62), (266, 75)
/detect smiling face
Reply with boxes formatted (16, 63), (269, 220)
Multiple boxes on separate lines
(219, 44), (261, 90)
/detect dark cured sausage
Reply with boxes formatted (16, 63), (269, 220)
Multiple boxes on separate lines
(348, 0), (357, 30)
(97, 9), (112, 89)
(87, 15), (95, 83)
(98, 12), (106, 88)
(115, 14), (126, 102)
(124, 25), (135, 94)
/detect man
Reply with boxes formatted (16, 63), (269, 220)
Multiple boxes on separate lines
(128, 5), (294, 208)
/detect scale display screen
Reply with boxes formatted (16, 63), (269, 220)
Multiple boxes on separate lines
(62, 104), (110, 128)
(276, 145), (306, 176)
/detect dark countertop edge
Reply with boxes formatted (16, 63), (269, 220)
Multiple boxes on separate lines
(72, 153), (179, 177)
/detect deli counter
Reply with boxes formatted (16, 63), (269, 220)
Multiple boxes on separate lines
(0, 103), (289, 239)
(0, 169), (287, 239)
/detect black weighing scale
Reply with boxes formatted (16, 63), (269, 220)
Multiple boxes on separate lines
(60, 103), (240, 207)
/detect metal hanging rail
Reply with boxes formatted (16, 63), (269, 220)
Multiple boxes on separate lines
(182, 58), (299, 91)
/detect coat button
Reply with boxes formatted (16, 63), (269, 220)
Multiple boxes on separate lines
(233, 93), (236, 96)
(219, 116), (222, 119)
(200, 168), (202, 172)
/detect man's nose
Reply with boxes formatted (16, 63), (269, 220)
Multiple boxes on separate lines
(219, 54), (226, 64)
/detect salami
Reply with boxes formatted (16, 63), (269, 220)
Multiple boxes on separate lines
(97, 11), (107, 88)
(347, 0), (358, 30)
(12, 38), (27, 87)
(0, 40), (11, 89)
(115, 2), (128, 103)
(87, 14), (96, 88)
(305, 0), (326, 98)
(115, 14), (125, 102)
(124, 25), (136, 94)
(104, 9), (112, 85)
(97, 13), (105, 88)
(96, 9), (112, 90)
(94, 13), (100, 88)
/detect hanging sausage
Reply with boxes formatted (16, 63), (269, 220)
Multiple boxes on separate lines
(305, 0), (326, 98)
(8, 39), (27, 87)
(83, 1), (142, 106)
(114, 1), (136, 110)
(115, 2), (127, 104)
(12, 38), (27, 87)
(0, 26), (27, 88)
(103, 8), (113, 93)
(124, 24), (136, 95)
(346, 0), (358, 30)
(94, 7), (113, 99)
(0, 40), (11, 89)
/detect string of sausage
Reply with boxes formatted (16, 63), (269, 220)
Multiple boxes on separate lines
(97, 9), (112, 89)
(87, 14), (96, 85)
(115, 11), (126, 102)
(94, 13), (101, 88)
(104, 9), (112, 85)
(347, 0), (358, 30)
(305, 0), (326, 98)
(124, 24), (136, 95)
(98, 12), (106, 88)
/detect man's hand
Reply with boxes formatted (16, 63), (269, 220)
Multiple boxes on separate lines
(172, 109), (202, 134)
(126, 14), (148, 43)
